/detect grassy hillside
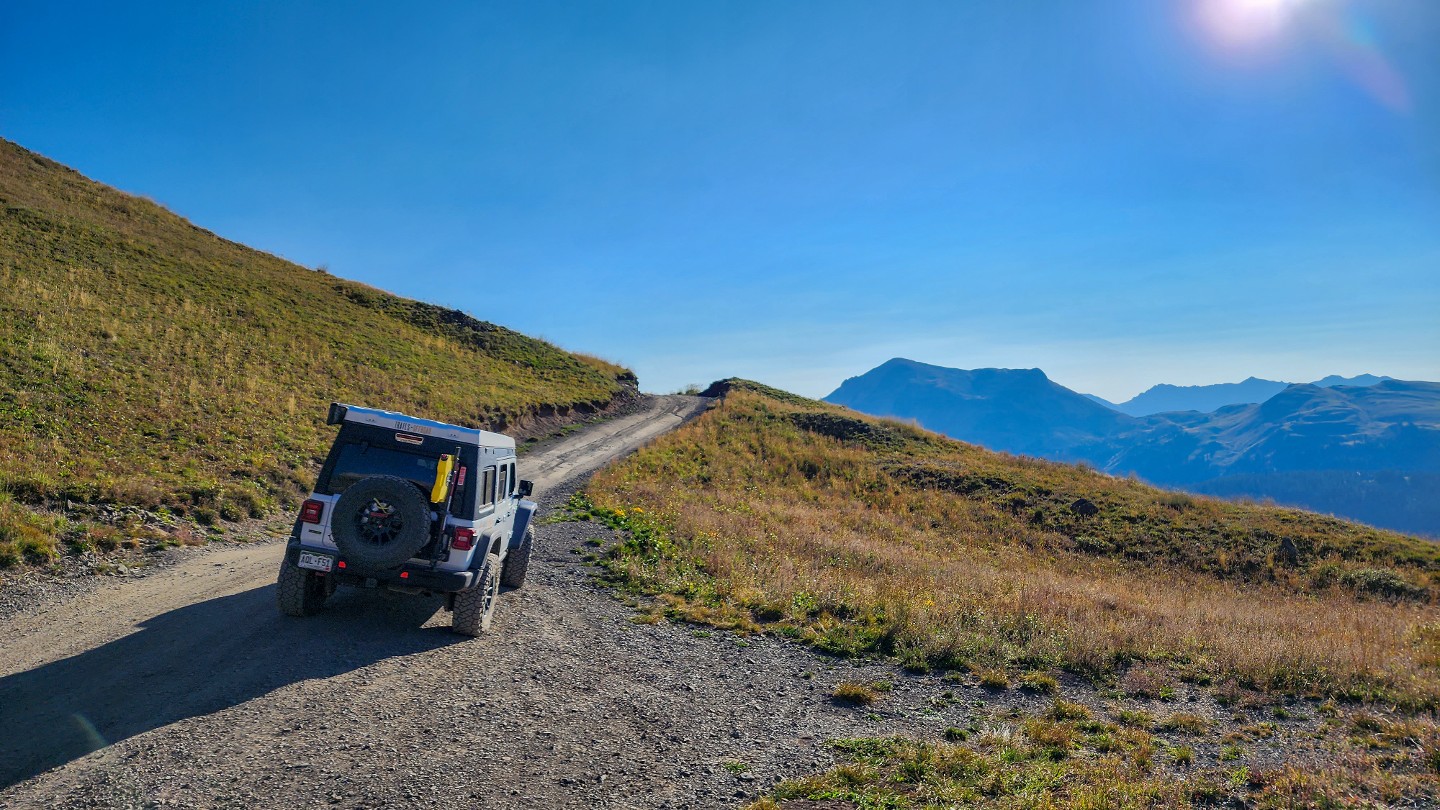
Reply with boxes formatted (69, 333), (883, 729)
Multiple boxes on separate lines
(586, 380), (1440, 709)
(0, 138), (633, 566)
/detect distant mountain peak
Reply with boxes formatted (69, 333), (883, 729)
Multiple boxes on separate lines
(1312, 373), (1392, 388)
(825, 360), (1129, 458)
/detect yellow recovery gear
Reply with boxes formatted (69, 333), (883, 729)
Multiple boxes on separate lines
(431, 453), (455, 504)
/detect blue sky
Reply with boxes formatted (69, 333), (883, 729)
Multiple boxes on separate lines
(3, 0), (1437, 400)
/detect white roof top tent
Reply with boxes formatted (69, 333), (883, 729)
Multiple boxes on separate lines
(327, 403), (515, 450)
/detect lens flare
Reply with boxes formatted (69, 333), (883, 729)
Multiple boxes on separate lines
(1195, 0), (1311, 46)
(1192, 0), (1411, 113)
(1313, 4), (1412, 112)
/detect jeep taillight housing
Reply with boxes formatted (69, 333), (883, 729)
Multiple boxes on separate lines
(298, 499), (325, 524)
(452, 528), (476, 551)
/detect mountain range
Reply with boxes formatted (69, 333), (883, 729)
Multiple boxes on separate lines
(827, 359), (1440, 536)
(1085, 373), (1393, 416)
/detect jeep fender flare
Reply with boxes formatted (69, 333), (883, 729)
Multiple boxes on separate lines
(509, 499), (538, 551)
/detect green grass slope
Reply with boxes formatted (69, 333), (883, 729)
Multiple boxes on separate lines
(0, 138), (633, 565)
(589, 380), (1440, 707)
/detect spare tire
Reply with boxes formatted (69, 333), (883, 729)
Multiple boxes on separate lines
(331, 475), (432, 571)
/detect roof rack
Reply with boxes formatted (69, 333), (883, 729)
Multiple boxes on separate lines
(325, 402), (515, 449)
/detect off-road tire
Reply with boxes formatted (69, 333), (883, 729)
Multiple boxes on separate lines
(330, 475), (432, 571)
(500, 525), (534, 589)
(277, 558), (328, 616)
(453, 553), (501, 636)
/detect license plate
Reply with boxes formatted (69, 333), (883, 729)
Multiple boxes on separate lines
(298, 552), (334, 572)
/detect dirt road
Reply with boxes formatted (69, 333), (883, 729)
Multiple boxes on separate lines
(0, 393), (983, 809)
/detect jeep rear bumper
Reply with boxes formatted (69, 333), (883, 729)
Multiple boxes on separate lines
(284, 541), (479, 593)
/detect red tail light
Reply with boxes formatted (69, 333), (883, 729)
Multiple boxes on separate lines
(299, 499), (325, 524)
(452, 528), (476, 551)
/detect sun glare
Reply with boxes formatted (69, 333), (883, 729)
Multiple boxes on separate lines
(1196, 0), (1314, 47)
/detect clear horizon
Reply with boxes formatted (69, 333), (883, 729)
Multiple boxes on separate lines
(3, 0), (1436, 401)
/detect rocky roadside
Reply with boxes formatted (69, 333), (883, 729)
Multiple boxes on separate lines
(0, 514), (292, 625)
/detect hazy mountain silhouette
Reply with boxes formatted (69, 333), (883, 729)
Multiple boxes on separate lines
(826, 361), (1440, 536)
(1311, 373), (1393, 389)
(1100, 373), (1394, 416)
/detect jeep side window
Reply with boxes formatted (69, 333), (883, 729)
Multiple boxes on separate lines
(497, 465), (509, 500)
(508, 463), (517, 494)
(480, 466), (496, 508)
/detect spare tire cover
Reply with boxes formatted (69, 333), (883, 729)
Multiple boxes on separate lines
(331, 475), (432, 571)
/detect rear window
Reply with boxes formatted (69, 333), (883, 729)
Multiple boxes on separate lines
(314, 424), (482, 519)
(320, 444), (440, 497)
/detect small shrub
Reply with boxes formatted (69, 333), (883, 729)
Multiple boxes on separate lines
(1024, 718), (1075, 759)
(1160, 491), (1195, 511)
(1089, 732), (1118, 753)
(1045, 699), (1091, 722)
(87, 525), (123, 551)
(1341, 568), (1426, 600)
(943, 726), (967, 742)
(1170, 745), (1194, 766)
(1019, 671), (1059, 694)
(1121, 665), (1168, 699)
(832, 681), (879, 707)
(1350, 713), (1384, 733)
(1213, 679), (1243, 706)
(901, 655), (931, 674)
(1116, 709), (1154, 729)
(978, 669), (1009, 691)
(1242, 722), (1276, 739)
(1157, 713), (1210, 734)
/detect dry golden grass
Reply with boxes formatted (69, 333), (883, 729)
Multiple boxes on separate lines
(588, 385), (1440, 708)
(743, 710), (1440, 810)
(831, 681), (880, 707)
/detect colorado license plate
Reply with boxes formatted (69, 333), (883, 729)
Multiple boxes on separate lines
(298, 552), (334, 572)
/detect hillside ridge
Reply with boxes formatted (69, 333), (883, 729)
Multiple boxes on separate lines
(0, 138), (634, 567)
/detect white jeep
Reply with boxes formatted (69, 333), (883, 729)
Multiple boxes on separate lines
(277, 403), (537, 635)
